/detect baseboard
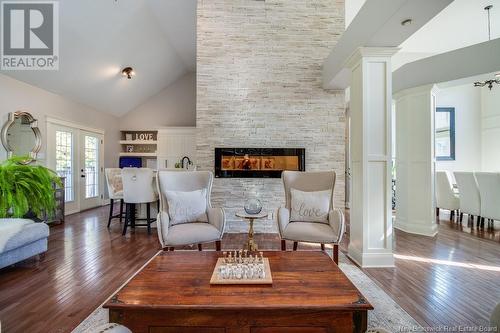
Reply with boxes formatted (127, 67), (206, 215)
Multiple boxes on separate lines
(347, 245), (395, 268)
(394, 218), (438, 237)
(64, 208), (79, 216)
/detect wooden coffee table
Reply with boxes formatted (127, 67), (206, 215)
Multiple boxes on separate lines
(104, 251), (373, 333)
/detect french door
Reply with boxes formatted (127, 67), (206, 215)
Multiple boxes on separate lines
(47, 121), (104, 214)
(79, 130), (103, 211)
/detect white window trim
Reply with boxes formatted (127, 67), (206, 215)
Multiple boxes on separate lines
(46, 117), (105, 135)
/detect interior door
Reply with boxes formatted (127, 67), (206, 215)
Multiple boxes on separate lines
(47, 123), (79, 214)
(79, 130), (104, 211)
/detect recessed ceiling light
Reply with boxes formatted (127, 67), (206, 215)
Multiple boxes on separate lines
(121, 67), (135, 79)
(401, 18), (412, 26)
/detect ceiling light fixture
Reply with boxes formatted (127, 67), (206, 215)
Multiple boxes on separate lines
(121, 67), (135, 79)
(401, 18), (412, 26)
(473, 5), (498, 90)
(474, 78), (500, 90)
(485, 5), (493, 40)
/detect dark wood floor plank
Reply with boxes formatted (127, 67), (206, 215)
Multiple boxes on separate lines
(363, 211), (500, 329)
(0, 206), (499, 332)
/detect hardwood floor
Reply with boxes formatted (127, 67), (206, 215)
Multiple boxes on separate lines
(364, 211), (500, 329)
(0, 206), (498, 332)
(0, 207), (160, 333)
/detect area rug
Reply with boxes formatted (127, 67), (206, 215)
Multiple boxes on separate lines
(72, 250), (420, 333)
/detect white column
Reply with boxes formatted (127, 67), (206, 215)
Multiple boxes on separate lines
(347, 47), (398, 268)
(394, 85), (438, 236)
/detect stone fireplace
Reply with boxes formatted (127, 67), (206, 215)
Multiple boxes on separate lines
(215, 148), (305, 178)
(196, 0), (345, 233)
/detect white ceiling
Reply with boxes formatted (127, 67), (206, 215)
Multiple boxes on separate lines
(394, 0), (500, 69)
(323, 0), (453, 89)
(0, 0), (197, 116)
(345, 0), (500, 70)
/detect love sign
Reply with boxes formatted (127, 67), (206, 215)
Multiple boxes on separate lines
(135, 133), (154, 141)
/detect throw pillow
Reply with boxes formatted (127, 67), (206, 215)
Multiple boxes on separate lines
(165, 189), (208, 225)
(290, 188), (331, 223)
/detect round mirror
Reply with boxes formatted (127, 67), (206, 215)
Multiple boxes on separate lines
(1, 111), (42, 164)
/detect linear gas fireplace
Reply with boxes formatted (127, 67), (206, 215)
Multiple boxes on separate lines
(215, 148), (305, 178)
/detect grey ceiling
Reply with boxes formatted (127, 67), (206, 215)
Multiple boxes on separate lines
(0, 0), (197, 116)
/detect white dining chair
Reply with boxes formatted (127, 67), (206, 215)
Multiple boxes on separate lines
(474, 172), (500, 229)
(156, 170), (225, 251)
(435, 171), (460, 221)
(453, 172), (481, 226)
(121, 168), (158, 235)
(277, 170), (345, 264)
(105, 168), (124, 228)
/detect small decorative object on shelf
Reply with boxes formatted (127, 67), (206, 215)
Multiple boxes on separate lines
(244, 198), (262, 215)
(126, 145), (134, 152)
(210, 250), (273, 285)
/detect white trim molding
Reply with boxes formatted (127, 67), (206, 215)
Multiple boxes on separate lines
(46, 117), (105, 134)
(347, 245), (396, 268)
(394, 217), (438, 237)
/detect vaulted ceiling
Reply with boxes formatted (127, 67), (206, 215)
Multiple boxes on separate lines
(0, 0), (197, 116)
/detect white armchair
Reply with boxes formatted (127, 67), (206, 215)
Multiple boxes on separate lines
(277, 171), (345, 264)
(156, 170), (225, 251)
(435, 171), (460, 221)
(454, 172), (481, 226)
(474, 172), (500, 229)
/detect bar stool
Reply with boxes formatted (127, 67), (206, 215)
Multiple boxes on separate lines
(105, 168), (125, 228)
(121, 168), (158, 235)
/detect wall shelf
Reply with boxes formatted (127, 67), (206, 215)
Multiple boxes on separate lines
(119, 152), (157, 157)
(119, 140), (158, 145)
(120, 130), (158, 160)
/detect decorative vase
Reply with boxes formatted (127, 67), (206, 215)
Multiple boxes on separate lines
(244, 198), (262, 215)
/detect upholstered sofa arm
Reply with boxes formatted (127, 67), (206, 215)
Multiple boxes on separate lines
(277, 207), (290, 238)
(207, 207), (225, 237)
(156, 211), (170, 249)
(328, 208), (345, 243)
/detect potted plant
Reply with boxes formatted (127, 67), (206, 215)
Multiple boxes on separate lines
(0, 156), (62, 219)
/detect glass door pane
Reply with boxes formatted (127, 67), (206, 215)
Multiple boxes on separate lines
(55, 130), (74, 202)
(84, 135), (99, 198)
(79, 130), (103, 211)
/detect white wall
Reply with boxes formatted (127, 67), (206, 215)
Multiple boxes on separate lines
(481, 86), (500, 171)
(345, 0), (366, 28)
(0, 74), (121, 169)
(119, 72), (196, 129)
(435, 84), (481, 172)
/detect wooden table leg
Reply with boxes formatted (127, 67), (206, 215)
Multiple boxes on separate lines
(353, 310), (367, 333)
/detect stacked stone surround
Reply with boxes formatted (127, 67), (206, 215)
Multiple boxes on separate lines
(197, 0), (346, 233)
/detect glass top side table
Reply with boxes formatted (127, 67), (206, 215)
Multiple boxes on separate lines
(235, 211), (268, 251)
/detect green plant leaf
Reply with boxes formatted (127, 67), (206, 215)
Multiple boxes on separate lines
(0, 156), (60, 219)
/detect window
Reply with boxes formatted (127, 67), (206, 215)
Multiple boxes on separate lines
(435, 107), (455, 161)
(84, 136), (99, 198)
(55, 131), (73, 201)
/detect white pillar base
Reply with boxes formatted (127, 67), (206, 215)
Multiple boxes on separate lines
(348, 244), (395, 268)
(394, 217), (438, 237)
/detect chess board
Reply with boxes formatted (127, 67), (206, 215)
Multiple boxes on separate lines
(210, 258), (273, 285)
